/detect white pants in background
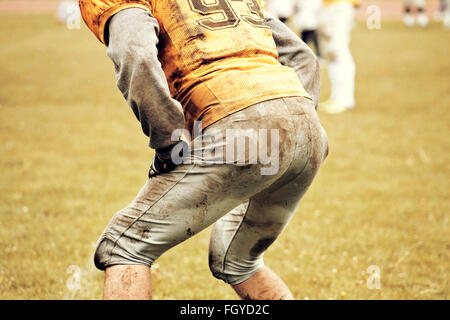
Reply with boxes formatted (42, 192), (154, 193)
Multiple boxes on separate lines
(444, 0), (450, 28)
(319, 2), (356, 107)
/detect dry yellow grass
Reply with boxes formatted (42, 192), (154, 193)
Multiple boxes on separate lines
(0, 14), (448, 300)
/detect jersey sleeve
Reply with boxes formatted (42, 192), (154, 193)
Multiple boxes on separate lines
(78, 0), (152, 45)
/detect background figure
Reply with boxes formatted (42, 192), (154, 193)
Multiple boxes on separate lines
(443, 0), (450, 28)
(266, 0), (297, 23)
(293, 0), (323, 57)
(403, 0), (429, 27)
(56, 0), (80, 25)
(319, 0), (359, 114)
(433, 0), (446, 21)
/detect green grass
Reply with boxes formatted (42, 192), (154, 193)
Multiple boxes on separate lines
(0, 14), (449, 299)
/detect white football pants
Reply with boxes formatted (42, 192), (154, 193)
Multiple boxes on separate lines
(319, 2), (356, 106)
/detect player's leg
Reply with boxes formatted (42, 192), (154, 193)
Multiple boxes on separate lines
(103, 265), (152, 299)
(233, 266), (295, 299)
(95, 98), (307, 299)
(319, 2), (356, 113)
(404, 0), (416, 27)
(97, 153), (267, 299)
(209, 199), (301, 300)
(209, 97), (328, 299)
(229, 159), (326, 300)
(415, 0), (429, 27)
(443, 0), (450, 28)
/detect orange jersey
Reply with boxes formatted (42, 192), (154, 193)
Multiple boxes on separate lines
(79, 0), (309, 134)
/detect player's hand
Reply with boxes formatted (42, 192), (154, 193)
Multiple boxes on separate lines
(148, 139), (189, 178)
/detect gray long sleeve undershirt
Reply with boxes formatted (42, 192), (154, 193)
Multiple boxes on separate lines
(106, 9), (185, 156)
(106, 8), (320, 155)
(263, 13), (321, 108)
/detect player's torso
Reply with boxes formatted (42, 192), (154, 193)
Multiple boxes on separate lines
(149, 0), (308, 133)
(149, 0), (280, 91)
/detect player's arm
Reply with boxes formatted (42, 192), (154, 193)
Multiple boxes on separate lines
(264, 13), (321, 108)
(105, 8), (186, 158)
(79, 2), (186, 167)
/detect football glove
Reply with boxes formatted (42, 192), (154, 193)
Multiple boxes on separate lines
(148, 139), (189, 178)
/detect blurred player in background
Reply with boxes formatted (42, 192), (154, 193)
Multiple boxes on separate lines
(442, 0), (450, 29)
(319, 0), (360, 114)
(266, 0), (297, 23)
(403, 0), (429, 28)
(56, 0), (80, 26)
(293, 0), (323, 57)
(433, 0), (446, 21)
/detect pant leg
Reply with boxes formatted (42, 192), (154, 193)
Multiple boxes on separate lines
(209, 97), (328, 285)
(93, 97), (316, 271)
(445, 0), (450, 27)
(319, 2), (356, 106)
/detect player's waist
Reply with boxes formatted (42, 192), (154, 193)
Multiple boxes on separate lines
(176, 67), (310, 135)
(171, 54), (286, 95)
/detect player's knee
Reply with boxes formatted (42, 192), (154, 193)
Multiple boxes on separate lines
(93, 236), (114, 271)
(93, 206), (158, 271)
(326, 43), (350, 62)
(93, 235), (156, 271)
(208, 251), (263, 285)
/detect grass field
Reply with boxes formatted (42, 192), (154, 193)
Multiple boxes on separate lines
(0, 14), (449, 300)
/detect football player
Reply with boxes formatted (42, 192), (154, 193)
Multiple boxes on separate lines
(79, 0), (328, 299)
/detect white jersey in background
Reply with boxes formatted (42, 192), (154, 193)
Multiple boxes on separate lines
(266, 0), (297, 20)
(293, 0), (323, 31)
